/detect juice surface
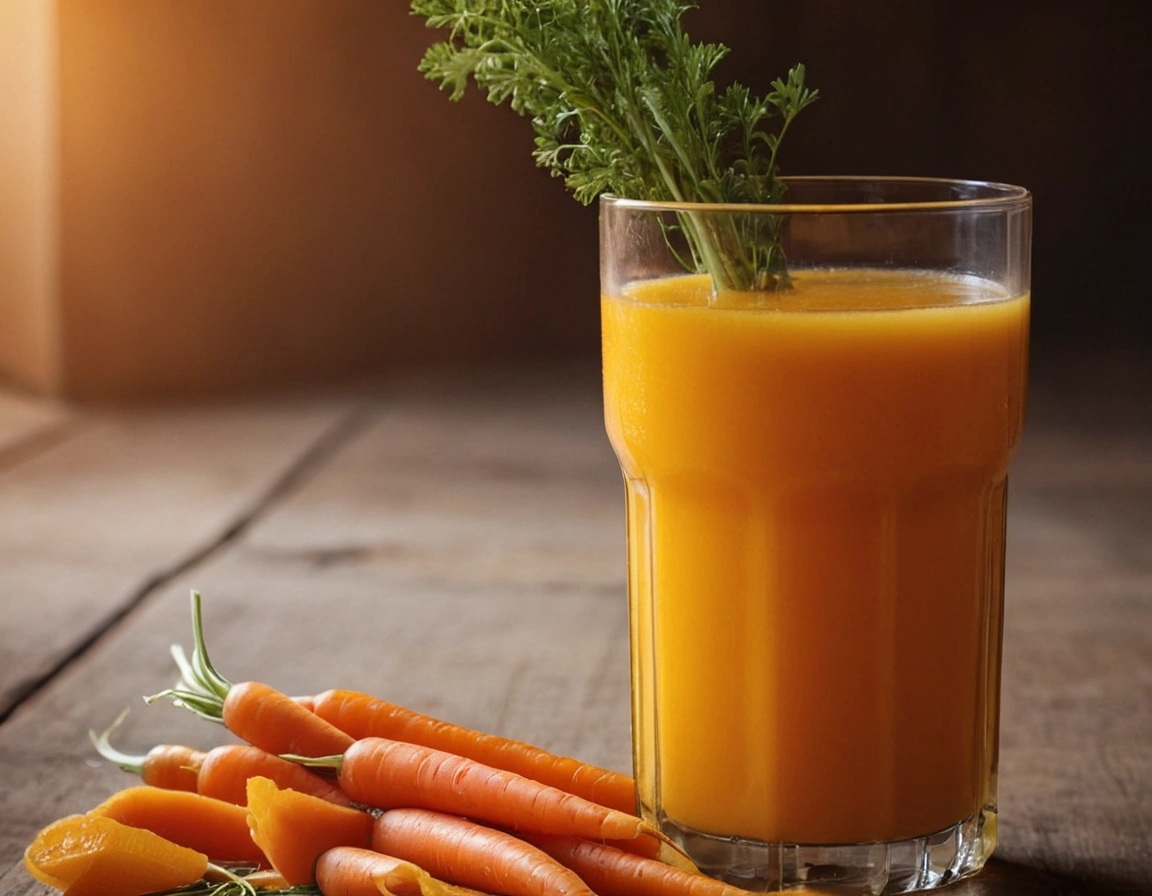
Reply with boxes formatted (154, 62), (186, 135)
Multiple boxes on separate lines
(602, 270), (1029, 845)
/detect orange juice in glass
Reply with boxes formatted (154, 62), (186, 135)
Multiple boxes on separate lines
(600, 179), (1031, 893)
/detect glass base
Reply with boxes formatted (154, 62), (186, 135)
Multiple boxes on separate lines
(661, 809), (997, 894)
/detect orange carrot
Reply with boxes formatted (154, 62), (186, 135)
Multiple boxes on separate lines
(93, 718), (352, 806)
(224, 680), (355, 758)
(199, 743), (354, 806)
(312, 688), (636, 814)
(90, 712), (203, 792)
(150, 593), (355, 759)
(315, 848), (428, 896)
(604, 834), (700, 873)
(132, 743), (203, 792)
(24, 814), (208, 896)
(307, 739), (693, 873)
(315, 846), (490, 896)
(524, 835), (750, 896)
(305, 737), (651, 842)
(90, 785), (265, 865)
(246, 776), (373, 885)
(373, 808), (595, 896)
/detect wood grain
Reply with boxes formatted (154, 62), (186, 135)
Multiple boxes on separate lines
(0, 393), (364, 716)
(993, 399), (1152, 894)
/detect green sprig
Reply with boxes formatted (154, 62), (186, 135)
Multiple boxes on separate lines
(145, 591), (231, 723)
(411, 0), (817, 292)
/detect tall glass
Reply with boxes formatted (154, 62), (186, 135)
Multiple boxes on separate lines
(600, 178), (1031, 894)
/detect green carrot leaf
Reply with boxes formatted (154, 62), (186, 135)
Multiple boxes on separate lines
(410, 0), (817, 291)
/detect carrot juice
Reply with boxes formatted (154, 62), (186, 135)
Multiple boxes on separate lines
(602, 270), (1029, 848)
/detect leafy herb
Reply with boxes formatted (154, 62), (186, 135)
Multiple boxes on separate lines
(410, 0), (817, 291)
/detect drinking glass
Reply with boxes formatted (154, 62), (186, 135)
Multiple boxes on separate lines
(600, 178), (1032, 893)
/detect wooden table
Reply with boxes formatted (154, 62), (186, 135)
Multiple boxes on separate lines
(0, 361), (1148, 896)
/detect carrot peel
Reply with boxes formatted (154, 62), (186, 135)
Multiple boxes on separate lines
(245, 776), (373, 885)
(24, 814), (208, 896)
(89, 785), (265, 865)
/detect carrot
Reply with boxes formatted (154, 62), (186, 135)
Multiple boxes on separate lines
(89, 785), (265, 865)
(604, 834), (700, 873)
(524, 835), (751, 896)
(24, 814), (208, 896)
(312, 688), (637, 814)
(245, 776), (373, 885)
(373, 808), (595, 896)
(301, 736), (652, 842)
(92, 712), (352, 806)
(149, 592), (354, 758)
(198, 743), (354, 806)
(125, 743), (203, 792)
(315, 846), (491, 896)
(90, 710), (203, 792)
(224, 680), (355, 758)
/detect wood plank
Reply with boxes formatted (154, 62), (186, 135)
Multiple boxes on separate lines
(0, 393), (364, 717)
(995, 414), (1152, 893)
(243, 371), (625, 594)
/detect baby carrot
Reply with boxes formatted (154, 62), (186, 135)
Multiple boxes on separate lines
(90, 785), (265, 865)
(246, 776), (373, 885)
(92, 714), (351, 806)
(373, 808), (595, 896)
(524, 835), (750, 896)
(90, 711), (202, 792)
(126, 743), (203, 792)
(299, 737), (651, 842)
(311, 688), (637, 814)
(199, 743), (354, 806)
(315, 846), (490, 896)
(225, 680), (355, 758)
(150, 592), (354, 758)
(24, 814), (208, 896)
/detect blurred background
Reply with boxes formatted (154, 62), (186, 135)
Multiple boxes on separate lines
(0, 0), (1148, 402)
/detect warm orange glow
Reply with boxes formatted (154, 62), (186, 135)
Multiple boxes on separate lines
(0, 3), (595, 401)
(0, 0), (61, 392)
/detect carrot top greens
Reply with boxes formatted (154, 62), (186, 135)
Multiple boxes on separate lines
(411, 0), (818, 291)
(146, 591), (231, 723)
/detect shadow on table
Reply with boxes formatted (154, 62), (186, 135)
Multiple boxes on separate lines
(945, 858), (1145, 896)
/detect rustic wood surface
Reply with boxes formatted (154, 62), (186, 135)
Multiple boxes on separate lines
(0, 361), (1147, 896)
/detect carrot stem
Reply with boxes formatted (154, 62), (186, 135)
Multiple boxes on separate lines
(89, 708), (146, 774)
(189, 589), (233, 698)
(282, 752), (344, 771)
(145, 591), (234, 721)
(204, 862), (259, 896)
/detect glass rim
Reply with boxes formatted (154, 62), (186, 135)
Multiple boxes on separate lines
(601, 176), (1032, 214)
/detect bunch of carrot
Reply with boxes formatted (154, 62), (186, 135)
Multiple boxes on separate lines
(24, 592), (754, 896)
